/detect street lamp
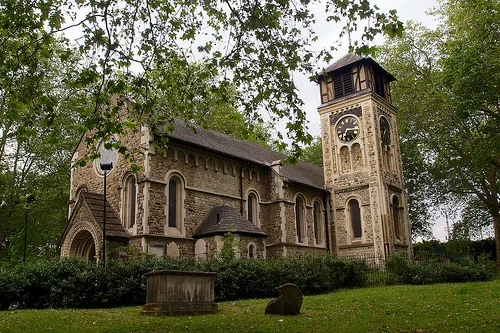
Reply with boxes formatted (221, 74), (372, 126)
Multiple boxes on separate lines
(23, 194), (36, 263)
(100, 162), (113, 267)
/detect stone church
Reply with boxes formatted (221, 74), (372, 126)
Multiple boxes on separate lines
(59, 54), (412, 261)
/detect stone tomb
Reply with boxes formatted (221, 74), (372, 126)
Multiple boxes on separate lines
(142, 270), (218, 316)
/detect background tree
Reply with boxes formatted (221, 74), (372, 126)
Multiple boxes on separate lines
(299, 136), (323, 166)
(452, 198), (494, 241)
(143, 63), (272, 147)
(0, 1), (85, 258)
(58, 0), (402, 158)
(379, 0), (499, 264)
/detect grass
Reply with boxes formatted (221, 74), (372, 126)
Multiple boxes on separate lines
(0, 279), (499, 333)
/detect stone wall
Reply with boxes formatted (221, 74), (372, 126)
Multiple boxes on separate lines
(65, 123), (332, 259)
(143, 139), (329, 257)
(319, 91), (412, 259)
(69, 125), (147, 235)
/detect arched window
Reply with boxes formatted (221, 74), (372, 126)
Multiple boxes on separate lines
(168, 178), (178, 228)
(122, 174), (137, 229)
(248, 243), (256, 259)
(166, 173), (185, 236)
(295, 195), (306, 244)
(74, 185), (88, 202)
(313, 200), (323, 245)
(392, 196), (401, 241)
(247, 191), (259, 226)
(349, 199), (362, 239)
(168, 177), (180, 228)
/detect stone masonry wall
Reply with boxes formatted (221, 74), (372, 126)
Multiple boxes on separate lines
(69, 125), (147, 236)
(68, 124), (332, 259)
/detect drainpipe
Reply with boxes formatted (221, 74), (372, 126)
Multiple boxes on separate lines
(324, 191), (331, 254)
(239, 166), (244, 215)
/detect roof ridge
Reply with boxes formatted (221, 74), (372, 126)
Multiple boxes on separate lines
(163, 119), (325, 190)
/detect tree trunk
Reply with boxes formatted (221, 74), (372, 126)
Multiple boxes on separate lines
(494, 214), (500, 269)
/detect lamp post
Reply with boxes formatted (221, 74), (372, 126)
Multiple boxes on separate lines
(23, 194), (36, 263)
(100, 162), (113, 267)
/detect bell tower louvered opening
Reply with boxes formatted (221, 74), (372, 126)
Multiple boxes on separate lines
(333, 69), (354, 99)
(317, 54), (395, 104)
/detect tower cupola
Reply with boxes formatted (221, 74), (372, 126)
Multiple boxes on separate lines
(317, 53), (396, 105)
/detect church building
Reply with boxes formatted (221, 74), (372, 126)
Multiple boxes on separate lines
(59, 54), (412, 261)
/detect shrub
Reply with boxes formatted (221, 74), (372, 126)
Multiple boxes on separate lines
(386, 255), (498, 285)
(204, 255), (368, 301)
(413, 238), (497, 263)
(0, 266), (21, 310)
(2, 253), (495, 310)
(0, 255), (368, 309)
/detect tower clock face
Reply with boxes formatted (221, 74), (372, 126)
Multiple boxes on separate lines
(337, 116), (359, 142)
(380, 117), (391, 145)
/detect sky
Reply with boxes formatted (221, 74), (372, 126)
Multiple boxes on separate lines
(289, 0), (449, 241)
(295, 0), (440, 140)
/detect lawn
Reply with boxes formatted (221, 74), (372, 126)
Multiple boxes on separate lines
(0, 279), (499, 333)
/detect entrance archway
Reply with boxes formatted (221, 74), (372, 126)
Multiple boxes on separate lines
(70, 230), (97, 261)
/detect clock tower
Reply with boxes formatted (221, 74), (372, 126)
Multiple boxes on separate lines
(317, 54), (412, 259)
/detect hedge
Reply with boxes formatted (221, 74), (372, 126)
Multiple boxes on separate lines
(1, 254), (497, 310)
(386, 255), (498, 285)
(0, 255), (367, 310)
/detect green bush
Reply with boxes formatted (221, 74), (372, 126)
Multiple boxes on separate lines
(0, 255), (367, 309)
(2, 254), (494, 310)
(413, 239), (497, 263)
(202, 256), (368, 301)
(386, 255), (498, 285)
(0, 266), (20, 310)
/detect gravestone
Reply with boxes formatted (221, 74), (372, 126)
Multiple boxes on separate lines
(142, 270), (218, 316)
(265, 283), (303, 315)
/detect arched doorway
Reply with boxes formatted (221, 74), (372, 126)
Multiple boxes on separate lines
(70, 230), (97, 261)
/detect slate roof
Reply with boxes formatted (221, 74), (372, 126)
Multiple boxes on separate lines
(164, 119), (325, 190)
(319, 53), (396, 82)
(324, 53), (363, 73)
(80, 192), (128, 238)
(193, 203), (268, 238)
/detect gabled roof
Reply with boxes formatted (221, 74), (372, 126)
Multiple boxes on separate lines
(324, 53), (363, 73)
(163, 119), (325, 190)
(319, 53), (396, 82)
(193, 203), (267, 239)
(58, 191), (128, 248)
(79, 192), (128, 238)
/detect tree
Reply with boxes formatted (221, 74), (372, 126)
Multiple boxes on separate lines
(0, 3), (84, 256)
(51, 0), (403, 157)
(1, 1), (404, 257)
(144, 63), (272, 147)
(300, 136), (323, 166)
(452, 198), (494, 241)
(0, 66), (83, 259)
(378, 22), (440, 239)
(379, 0), (500, 265)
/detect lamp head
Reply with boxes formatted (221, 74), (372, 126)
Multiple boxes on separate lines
(26, 194), (36, 204)
(100, 162), (113, 171)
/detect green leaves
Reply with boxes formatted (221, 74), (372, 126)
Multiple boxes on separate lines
(379, 1), (500, 251)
